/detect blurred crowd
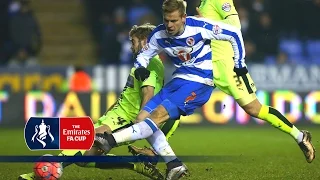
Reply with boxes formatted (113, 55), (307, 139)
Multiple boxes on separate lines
(0, 0), (41, 67)
(0, 0), (320, 67)
(84, 0), (320, 65)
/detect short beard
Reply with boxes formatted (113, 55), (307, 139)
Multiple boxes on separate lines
(132, 41), (144, 59)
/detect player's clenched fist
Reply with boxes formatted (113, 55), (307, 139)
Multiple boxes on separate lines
(134, 67), (150, 81)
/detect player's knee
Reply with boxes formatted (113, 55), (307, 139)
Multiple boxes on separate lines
(244, 108), (259, 117)
(150, 105), (170, 126)
(135, 110), (150, 123)
(159, 99), (180, 120)
(242, 100), (262, 117)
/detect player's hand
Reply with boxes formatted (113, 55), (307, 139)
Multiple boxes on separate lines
(195, 7), (203, 18)
(233, 67), (248, 76)
(134, 67), (150, 81)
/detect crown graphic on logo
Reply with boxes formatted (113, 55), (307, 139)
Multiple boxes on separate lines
(31, 119), (55, 148)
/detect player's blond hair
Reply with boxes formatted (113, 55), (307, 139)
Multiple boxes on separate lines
(129, 23), (156, 41)
(162, 0), (187, 17)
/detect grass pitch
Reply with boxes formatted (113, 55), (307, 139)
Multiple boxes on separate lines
(0, 126), (319, 180)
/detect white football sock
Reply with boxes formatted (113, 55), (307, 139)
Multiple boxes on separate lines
(290, 126), (304, 143)
(147, 129), (177, 163)
(113, 118), (158, 144)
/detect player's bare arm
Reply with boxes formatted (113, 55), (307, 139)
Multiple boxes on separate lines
(140, 85), (155, 110)
(136, 85), (155, 123)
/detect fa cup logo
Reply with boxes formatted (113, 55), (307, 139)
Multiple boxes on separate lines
(31, 120), (54, 148)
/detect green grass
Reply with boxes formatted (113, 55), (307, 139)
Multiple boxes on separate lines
(0, 126), (319, 180)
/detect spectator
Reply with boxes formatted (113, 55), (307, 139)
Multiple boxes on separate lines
(82, 0), (320, 65)
(137, 13), (158, 27)
(69, 66), (92, 92)
(186, 0), (201, 15)
(0, 0), (11, 66)
(299, 0), (320, 38)
(276, 51), (289, 65)
(244, 39), (263, 63)
(8, 0), (21, 15)
(250, 12), (278, 60)
(99, 7), (130, 65)
(251, 0), (265, 13)
(8, 0), (41, 67)
(127, 0), (154, 26)
(238, 7), (250, 38)
(119, 39), (133, 64)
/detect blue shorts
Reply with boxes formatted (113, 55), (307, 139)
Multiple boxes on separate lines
(143, 78), (214, 120)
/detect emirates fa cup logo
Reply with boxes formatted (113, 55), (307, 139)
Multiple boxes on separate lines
(31, 120), (54, 148)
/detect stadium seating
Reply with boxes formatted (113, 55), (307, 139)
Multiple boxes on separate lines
(306, 40), (320, 64)
(279, 39), (304, 60)
(31, 0), (95, 66)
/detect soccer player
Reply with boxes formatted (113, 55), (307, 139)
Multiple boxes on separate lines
(94, 0), (246, 179)
(18, 23), (180, 180)
(196, 0), (315, 162)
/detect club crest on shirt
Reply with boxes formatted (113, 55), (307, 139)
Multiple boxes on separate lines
(213, 25), (222, 35)
(222, 2), (231, 12)
(186, 37), (195, 46)
(173, 47), (193, 62)
(142, 44), (149, 52)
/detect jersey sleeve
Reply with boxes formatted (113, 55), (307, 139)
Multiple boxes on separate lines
(134, 34), (162, 68)
(214, 0), (238, 19)
(199, 17), (246, 68)
(220, 15), (241, 29)
(140, 70), (157, 88)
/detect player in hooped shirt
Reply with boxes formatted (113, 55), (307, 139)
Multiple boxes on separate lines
(94, 0), (246, 179)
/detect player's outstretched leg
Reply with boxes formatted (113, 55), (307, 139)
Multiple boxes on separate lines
(95, 131), (185, 180)
(94, 118), (189, 179)
(257, 104), (315, 163)
(242, 99), (316, 163)
(128, 119), (180, 165)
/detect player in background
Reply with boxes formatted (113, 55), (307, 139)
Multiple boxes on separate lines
(196, 0), (315, 162)
(93, 0), (247, 179)
(18, 23), (180, 180)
